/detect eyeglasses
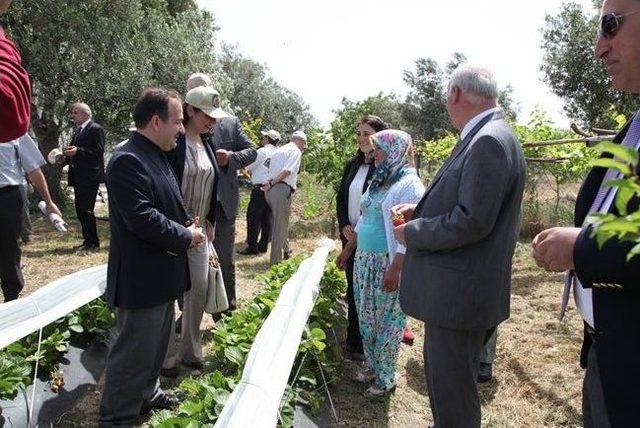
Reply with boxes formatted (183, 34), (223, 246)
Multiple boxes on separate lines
(598, 9), (640, 39)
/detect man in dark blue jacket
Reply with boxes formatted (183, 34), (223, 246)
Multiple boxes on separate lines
(533, 0), (640, 425)
(99, 88), (205, 427)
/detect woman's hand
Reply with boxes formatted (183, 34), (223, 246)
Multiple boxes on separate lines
(336, 247), (352, 270)
(206, 221), (215, 243)
(342, 225), (355, 241)
(382, 262), (401, 292)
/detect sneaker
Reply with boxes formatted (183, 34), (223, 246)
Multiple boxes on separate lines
(402, 326), (415, 345)
(238, 247), (259, 255)
(353, 367), (375, 383)
(365, 382), (397, 397)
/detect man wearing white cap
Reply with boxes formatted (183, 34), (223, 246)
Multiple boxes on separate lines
(262, 130), (307, 265)
(185, 72), (256, 317)
(239, 129), (281, 255)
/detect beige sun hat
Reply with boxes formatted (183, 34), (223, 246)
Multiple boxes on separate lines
(185, 86), (230, 119)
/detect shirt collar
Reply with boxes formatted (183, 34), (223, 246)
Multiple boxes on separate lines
(459, 107), (501, 141)
(79, 119), (91, 131)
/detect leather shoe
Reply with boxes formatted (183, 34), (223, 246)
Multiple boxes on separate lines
(140, 392), (179, 414)
(238, 247), (259, 255)
(76, 243), (99, 252)
(477, 362), (493, 383)
(160, 366), (180, 378)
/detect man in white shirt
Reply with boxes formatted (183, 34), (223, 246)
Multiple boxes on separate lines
(239, 129), (281, 255)
(0, 133), (61, 301)
(262, 130), (307, 265)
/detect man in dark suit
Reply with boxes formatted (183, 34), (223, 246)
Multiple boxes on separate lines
(394, 65), (526, 427)
(99, 88), (205, 426)
(533, 1), (640, 425)
(185, 74), (257, 314)
(64, 102), (105, 250)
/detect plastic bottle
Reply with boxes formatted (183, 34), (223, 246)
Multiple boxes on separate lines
(38, 201), (68, 233)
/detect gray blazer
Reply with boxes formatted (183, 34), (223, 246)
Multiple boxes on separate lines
(212, 116), (257, 219)
(399, 111), (526, 331)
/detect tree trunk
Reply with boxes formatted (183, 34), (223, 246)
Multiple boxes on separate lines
(31, 113), (65, 205)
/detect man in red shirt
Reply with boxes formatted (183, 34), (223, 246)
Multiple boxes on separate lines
(0, 0), (31, 143)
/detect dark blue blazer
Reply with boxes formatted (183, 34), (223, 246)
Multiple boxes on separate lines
(166, 133), (220, 228)
(105, 132), (192, 309)
(573, 120), (640, 426)
(64, 120), (106, 185)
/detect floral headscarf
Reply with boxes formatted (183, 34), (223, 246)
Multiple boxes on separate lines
(368, 129), (414, 190)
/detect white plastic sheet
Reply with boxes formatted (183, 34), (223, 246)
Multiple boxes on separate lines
(214, 239), (335, 428)
(0, 264), (107, 349)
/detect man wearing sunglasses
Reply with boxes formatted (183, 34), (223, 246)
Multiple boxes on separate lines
(532, 0), (640, 426)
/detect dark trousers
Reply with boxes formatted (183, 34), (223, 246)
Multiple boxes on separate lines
(99, 303), (174, 427)
(0, 186), (24, 301)
(245, 186), (271, 252)
(583, 341), (611, 428)
(344, 243), (363, 353)
(74, 181), (100, 246)
(213, 202), (237, 312)
(424, 323), (488, 428)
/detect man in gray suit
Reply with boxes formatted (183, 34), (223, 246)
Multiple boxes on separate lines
(394, 65), (526, 427)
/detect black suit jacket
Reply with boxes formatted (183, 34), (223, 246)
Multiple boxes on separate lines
(211, 116), (256, 219)
(105, 132), (192, 309)
(335, 153), (375, 243)
(166, 133), (220, 228)
(65, 120), (106, 186)
(573, 120), (640, 426)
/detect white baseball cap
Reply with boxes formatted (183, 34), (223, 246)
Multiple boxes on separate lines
(291, 130), (307, 141)
(261, 129), (281, 141)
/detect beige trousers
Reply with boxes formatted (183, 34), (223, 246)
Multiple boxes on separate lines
(164, 236), (210, 368)
(265, 183), (292, 265)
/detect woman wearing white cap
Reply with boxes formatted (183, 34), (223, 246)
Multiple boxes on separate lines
(162, 86), (228, 375)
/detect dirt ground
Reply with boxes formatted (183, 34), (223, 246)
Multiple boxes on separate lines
(19, 193), (586, 427)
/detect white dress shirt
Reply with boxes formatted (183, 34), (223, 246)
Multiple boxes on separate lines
(266, 142), (302, 190)
(247, 144), (277, 185)
(347, 164), (370, 227)
(459, 107), (501, 141)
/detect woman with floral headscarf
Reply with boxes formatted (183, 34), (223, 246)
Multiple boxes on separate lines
(337, 129), (424, 395)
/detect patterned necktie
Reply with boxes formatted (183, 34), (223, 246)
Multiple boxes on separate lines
(559, 111), (640, 321)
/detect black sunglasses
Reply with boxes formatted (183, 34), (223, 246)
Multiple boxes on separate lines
(599, 9), (640, 39)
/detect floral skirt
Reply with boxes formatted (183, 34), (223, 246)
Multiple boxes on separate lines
(353, 250), (406, 389)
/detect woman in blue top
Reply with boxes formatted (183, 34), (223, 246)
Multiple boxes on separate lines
(338, 129), (424, 395)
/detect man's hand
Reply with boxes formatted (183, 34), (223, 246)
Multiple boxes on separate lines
(382, 262), (401, 292)
(216, 149), (230, 167)
(392, 203), (417, 221)
(64, 146), (78, 157)
(532, 227), (581, 272)
(342, 225), (355, 241)
(45, 200), (62, 217)
(393, 223), (407, 245)
(187, 217), (205, 247)
(261, 181), (272, 193)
